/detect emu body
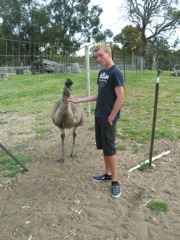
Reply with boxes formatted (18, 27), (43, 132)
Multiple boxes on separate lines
(51, 79), (83, 163)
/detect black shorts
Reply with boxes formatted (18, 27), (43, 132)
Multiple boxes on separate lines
(95, 116), (117, 156)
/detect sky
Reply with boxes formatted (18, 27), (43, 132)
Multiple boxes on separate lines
(90, 0), (125, 36)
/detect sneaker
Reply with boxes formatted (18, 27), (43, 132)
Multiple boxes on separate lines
(111, 183), (121, 198)
(91, 174), (112, 183)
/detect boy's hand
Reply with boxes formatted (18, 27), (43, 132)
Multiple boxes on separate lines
(68, 98), (82, 104)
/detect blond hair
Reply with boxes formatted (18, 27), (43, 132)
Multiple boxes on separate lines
(93, 43), (111, 54)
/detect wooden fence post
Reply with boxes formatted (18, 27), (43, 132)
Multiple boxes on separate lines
(85, 45), (91, 115)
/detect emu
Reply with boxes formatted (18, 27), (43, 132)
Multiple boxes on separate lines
(51, 79), (83, 163)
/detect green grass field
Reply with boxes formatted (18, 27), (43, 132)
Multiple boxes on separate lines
(1, 70), (180, 140)
(0, 70), (180, 178)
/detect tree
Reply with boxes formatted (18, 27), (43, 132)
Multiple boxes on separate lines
(0, 0), (113, 55)
(0, 0), (21, 38)
(19, 1), (50, 43)
(144, 37), (180, 70)
(0, 0), (49, 63)
(146, 37), (170, 70)
(113, 25), (142, 54)
(160, 49), (180, 70)
(123, 0), (180, 57)
(46, 0), (113, 51)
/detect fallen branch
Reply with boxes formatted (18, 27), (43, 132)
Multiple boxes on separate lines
(128, 150), (170, 173)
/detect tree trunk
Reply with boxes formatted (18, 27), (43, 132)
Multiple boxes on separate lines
(152, 53), (157, 70)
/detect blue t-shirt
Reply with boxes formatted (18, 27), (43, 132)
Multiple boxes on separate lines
(95, 64), (124, 120)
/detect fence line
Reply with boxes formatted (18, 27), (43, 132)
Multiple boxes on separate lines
(0, 38), (144, 75)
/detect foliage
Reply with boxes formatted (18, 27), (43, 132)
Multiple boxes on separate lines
(0, 1), (179, 68)
(123, 0), (180, 57)
(113, 25), (142, 54)
(146, 45), (180, 70)
(146, 37), (170, 70)
(139, 162), (153, 171)
(0, 0), (113, 54)
(0, 0), (21, 37)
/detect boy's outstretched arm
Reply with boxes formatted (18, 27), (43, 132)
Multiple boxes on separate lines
(68, 94), (98, 104)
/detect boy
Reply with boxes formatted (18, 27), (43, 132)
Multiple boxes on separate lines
(69, 43), (124, 198)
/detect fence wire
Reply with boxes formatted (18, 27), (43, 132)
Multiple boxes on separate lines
(0, 38), (144, 76)
(0, 38), (145, 119)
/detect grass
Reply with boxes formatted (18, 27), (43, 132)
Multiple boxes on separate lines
(116, 145), (127, 151)
(0, 150), (31, 178)
(122, 71), (180, 141)
(139, 162), (154, 171)
(147, 201), (168, 214)
(0, 70), (180, 178)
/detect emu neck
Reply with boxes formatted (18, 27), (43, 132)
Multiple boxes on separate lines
(63, 87), (71, 99)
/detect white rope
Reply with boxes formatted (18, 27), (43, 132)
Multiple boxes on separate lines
(128, 150), (171, 172)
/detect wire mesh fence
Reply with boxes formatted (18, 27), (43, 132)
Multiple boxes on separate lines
(0, 38), (145, 117)
(0, 38), (144, 77)
(0, 38), (146, 129)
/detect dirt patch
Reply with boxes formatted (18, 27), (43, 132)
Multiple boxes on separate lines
(0, 112), (179, 240)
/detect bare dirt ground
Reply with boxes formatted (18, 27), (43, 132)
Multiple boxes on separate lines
(0, 113), (179, 240)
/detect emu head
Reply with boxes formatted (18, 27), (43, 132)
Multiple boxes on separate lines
(63, 79), (73, 97)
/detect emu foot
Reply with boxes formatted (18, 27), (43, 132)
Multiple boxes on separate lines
(71, 153), (77, 160)
(56, 158), (64, 163)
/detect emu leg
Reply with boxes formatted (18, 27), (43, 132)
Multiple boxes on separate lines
(57, 129), (65, 163)
(71, 127), (77, 160)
